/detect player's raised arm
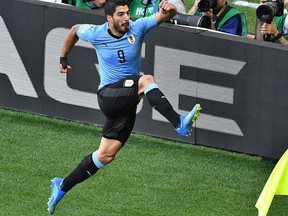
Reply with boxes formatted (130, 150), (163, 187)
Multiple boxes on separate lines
(155, 0), (177, 24)
(59, 24), (81, 73)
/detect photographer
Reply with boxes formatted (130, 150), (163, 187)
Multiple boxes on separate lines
(187, 0), (247, 37)
(255, 0), (288, 44)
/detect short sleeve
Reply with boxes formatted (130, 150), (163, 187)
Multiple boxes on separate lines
(77, 24), (97, 42)
(132, 14), (158, 34)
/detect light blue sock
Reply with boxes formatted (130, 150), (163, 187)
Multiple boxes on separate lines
(144, 83), (159, 95)
(92, 151), (104, 169)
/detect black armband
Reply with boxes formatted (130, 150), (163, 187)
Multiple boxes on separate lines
(60, 57), (69, 69)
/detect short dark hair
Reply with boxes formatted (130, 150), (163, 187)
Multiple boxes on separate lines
(104, 0), (129, 16)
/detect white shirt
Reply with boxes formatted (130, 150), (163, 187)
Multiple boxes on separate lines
(168, 0), (186, 14)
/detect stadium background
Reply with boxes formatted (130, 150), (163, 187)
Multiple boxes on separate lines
(1, 0), (288, 160)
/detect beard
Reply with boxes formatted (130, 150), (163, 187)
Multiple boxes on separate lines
(113, 22), (129, 35)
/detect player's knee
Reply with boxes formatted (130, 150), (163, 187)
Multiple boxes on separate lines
(142, 74), (155, 84)
(140, 75), (155, 92)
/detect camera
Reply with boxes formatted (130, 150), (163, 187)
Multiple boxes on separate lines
(256, 0), (284, 22)
(198, 0), (217, 12)
(171, 13), (211, 29)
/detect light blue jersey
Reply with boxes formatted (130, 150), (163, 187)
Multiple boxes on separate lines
(77, 14), (157, 89)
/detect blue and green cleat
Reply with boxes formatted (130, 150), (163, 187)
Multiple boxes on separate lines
(47, 177), (66, 214)
(176, 103), (201, 137)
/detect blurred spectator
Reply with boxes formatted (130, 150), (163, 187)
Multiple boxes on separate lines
(129, 0), (186, 18)
(255, 0), (288, 44)
(61, 0), (186, 17)
(62, 0), (105, 9)
(39, 0), (62, 2)
(169, 0), (186, 14)
(187, 0), (247, 37)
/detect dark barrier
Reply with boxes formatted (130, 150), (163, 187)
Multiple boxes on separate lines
(1, 0), (288, 160)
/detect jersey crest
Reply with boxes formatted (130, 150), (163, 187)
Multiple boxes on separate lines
(127, 35), (135, 44)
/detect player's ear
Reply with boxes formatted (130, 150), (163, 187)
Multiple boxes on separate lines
(107, 15), (112, 23)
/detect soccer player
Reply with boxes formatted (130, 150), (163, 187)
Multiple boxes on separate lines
(48, 0), (201, 213)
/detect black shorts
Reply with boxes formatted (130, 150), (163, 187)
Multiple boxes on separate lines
(97, 76), (140, 144)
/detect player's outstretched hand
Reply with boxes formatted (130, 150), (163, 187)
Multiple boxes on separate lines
(156, 0), (177, 23)
(159, 0), (176, 13)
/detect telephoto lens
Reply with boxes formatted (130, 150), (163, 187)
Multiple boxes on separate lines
(172, 13), (211, 29)
(256, 0), (284, 22)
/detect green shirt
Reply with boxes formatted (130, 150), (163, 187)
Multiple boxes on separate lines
(66, 0), (91, 9)
(129, 0), (161, 18)
(274, 14), (288, 43)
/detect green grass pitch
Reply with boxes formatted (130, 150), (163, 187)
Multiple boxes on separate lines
(1, 108), (287, 215)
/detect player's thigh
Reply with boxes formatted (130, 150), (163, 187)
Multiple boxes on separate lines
(102, 106), (137, 145)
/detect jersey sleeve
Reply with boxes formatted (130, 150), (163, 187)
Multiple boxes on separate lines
(76, 24), (97, 42)
(132, 14), (158, 34)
